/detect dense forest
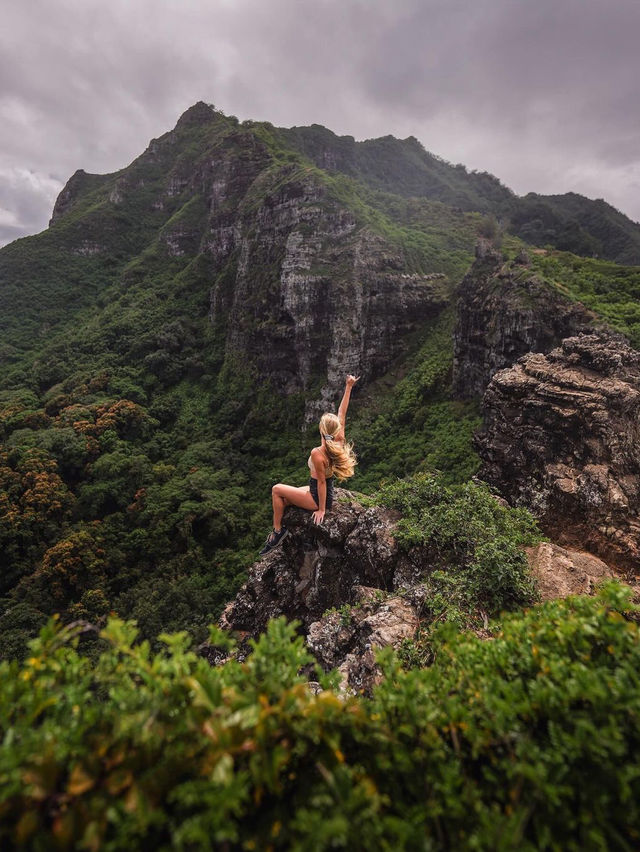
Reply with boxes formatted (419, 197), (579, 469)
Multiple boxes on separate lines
(1, 102), (640, 848)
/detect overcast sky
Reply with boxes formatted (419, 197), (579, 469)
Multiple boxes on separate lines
(2, 0), (639, 247)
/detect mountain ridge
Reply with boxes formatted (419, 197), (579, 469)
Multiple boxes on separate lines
(42, 101), (640, 266)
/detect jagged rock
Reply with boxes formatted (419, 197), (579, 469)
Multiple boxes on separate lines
(453, 245), (595, 398)
(220, 492), (406, 635)
(305, 584), (418, 685)
(477, 333), (640, 571)
(221, 493), (426, 693)
(526, 542), (614, 599)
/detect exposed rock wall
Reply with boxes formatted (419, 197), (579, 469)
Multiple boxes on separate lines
(210, 174), (447, 420)
(453, 241), (594, 398)
(477, 333), (640, 572)
(49, 169), (110, 225)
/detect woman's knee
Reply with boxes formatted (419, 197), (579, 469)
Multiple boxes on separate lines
(272, 483), (285, 497)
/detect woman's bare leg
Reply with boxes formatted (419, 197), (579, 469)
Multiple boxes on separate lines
(272, 484), (317, 530)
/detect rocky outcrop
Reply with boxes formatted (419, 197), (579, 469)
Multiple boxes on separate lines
(526, 542), (614, 599)
(220, 491), (424, 692)
(477, 333), (640, 572)
(220, 491), (410, 634)
(453, 241), (595, 398)
(49, 169), (109, 225)
(307, 587), (419, 693)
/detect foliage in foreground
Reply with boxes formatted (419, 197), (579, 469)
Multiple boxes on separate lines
(1, 583), (639, 850)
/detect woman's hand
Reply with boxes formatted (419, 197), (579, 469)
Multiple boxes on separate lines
(312, 509), (326, 525)
(346, 374), (360, 388)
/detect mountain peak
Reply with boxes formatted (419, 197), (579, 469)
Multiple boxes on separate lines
(174, 101), (222, 130)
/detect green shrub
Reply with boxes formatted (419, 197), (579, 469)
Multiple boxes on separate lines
(1, 584), (639, 849)
(378, 472), (541, 616)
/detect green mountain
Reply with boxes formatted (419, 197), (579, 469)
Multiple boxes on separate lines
(279, 124), (514, 211)
(1, 100), (640, 657)
(280, 123), (640, 265)
(3, 101), (640, 849)
(508, 191), (640, 264)
(0, 102), (482, 656)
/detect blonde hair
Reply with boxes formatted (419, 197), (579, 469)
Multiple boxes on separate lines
(319, 412), (357, 481)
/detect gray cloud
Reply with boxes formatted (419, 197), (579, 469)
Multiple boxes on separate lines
(1, 0), (639, 247)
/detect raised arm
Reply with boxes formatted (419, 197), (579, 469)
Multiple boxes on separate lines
(338, 374), (360, 430)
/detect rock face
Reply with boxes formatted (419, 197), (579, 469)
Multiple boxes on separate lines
(220, 492), (408, 634)
(220, 491), (424, 692)
(210, 174), (447, 421)
(307, 587), (419, 693)
(49, 169), (109, 225)
(453, 241), (595, 398)
(477, 333), (640, 572)
(526, 542), (614, 599)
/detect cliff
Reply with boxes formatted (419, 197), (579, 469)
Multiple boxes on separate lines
(43, 103), (451, 418)
(453, 241), (595, 398)
(477, 333), (640, 573)
(209, 171), (448, 418)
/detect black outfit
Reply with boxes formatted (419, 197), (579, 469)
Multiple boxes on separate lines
(309, 476), (334, 510)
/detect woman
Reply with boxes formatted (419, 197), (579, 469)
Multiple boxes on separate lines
(259, 374), (359, 555)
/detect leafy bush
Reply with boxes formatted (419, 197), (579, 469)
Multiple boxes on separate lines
(1, 584), (639, 849)
(378, 472), (541, 616)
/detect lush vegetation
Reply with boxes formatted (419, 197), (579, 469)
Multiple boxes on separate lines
(350, 310), (481, 490)
(1, 583), (638, 850)
(2, 100), (640, 849)
(279, 123), (640, 265)
(280, 123), (514, 214)
(510, 192), (640, 265)
(531, 250), (640, 347)
(379, 472), (540, 617)
(0, 104), (488, 659)
(2, 101), (640, 666)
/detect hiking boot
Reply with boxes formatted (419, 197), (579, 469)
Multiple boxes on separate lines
(259, 526), (289, 555)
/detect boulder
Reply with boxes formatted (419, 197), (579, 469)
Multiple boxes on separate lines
(526, 542), (614, 599)
(220, 492), (422, 693)
(220, 491), (405, 635)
